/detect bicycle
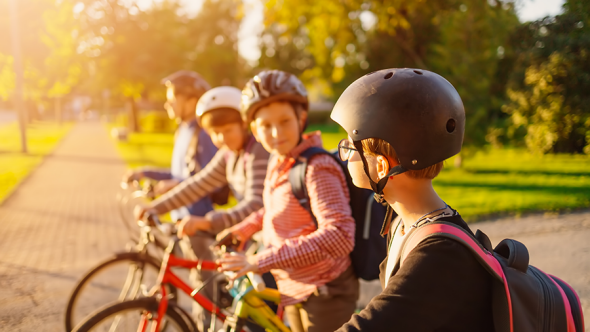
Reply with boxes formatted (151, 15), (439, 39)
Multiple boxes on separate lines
(64, 180), (180, 331)
(72, 214), (288, 332)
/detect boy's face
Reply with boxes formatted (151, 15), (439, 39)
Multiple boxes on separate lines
(204, 122), (246, 152)
(251, 102), (306, 156)
(164, 86), (197, 121)
(346, 137), (386, 189)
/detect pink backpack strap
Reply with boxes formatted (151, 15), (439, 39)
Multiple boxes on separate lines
(399, 222), (514, 332)
(546, 274), (579, 332)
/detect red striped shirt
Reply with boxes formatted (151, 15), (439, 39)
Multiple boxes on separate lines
(229, 132), (355, 305)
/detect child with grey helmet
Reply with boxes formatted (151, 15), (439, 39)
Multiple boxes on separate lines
(331, 68), (494, 331)
(125, 70), (219, 225)
(216, 70), (359, 332)
(135, 86), (270, 332)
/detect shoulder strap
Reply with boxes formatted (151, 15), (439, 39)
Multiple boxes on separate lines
(399, 222), (504, 281)
(288, 147), (340, 228)
(398, 221), (514, 332)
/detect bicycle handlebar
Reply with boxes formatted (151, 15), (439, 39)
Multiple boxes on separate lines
(247, 272), (266, 292)
(141, 212), (176, 237)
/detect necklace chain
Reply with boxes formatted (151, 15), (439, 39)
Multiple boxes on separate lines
(400, 204), (449, 235)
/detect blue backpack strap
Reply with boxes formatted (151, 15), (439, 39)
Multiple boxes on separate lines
(288, 147), (340, 228)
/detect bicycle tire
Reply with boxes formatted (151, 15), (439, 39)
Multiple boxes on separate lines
(64, 251), (177, 331)
(72, 297), (192, 332)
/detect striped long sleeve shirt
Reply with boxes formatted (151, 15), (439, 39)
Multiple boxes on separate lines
(151, 135), (270, 234)
(229, 132), (356, 306)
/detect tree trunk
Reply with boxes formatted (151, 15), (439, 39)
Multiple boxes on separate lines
(55, 97), (62, 125)
(127, 97), (140, 132)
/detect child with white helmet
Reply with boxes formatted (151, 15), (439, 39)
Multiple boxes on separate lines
(136, 85), (270, 331)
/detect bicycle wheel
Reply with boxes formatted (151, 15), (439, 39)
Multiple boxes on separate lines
(65, 251), (176, 331)
(72, 297), (192, 332)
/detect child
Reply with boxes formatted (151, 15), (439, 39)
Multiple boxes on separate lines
(217, 70), (359, 332)
(136, 86), (270, 331)
(331, 68), (494, 331)
(125, 70), (218, 222)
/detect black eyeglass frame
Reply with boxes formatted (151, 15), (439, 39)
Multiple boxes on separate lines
(337, 139), (359, 161)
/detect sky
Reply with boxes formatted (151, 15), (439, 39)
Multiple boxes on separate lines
(139, 0), (567, 64)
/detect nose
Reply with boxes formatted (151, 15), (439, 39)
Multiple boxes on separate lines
(271, 125), (279, 138)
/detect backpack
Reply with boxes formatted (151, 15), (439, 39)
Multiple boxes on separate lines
(288, 147), (392, 281)
(398, 221), (585, 332)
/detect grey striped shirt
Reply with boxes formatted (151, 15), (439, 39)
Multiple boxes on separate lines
(152, 135), (269, 234)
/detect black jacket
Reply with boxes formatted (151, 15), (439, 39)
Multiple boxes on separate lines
(337, 215), (495, 332)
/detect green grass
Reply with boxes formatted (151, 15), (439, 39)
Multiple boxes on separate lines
(108, 124), (590, 222)
(0, 121), (73, 203)
(306, 123), (346, 150)
(435, 149), (590, 221)
(111, 130), (174, 169)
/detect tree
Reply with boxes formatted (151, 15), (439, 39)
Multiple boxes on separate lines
(261, 0), (519, 146)
(76, 0), (244, 131)
(503, 1), (590, 153)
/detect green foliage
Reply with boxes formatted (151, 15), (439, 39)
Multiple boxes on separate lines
(261, 0), (519, 146)
(0, 0), (81, 104)
(0, 121), (72, 203)
(76, 0), (244, 102)
(503, 3), (590, 154)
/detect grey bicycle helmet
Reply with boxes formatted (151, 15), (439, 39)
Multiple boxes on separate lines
(161, 70), (211, 99)
(330, 68), (465, 194)
(241, 70), (308, 123)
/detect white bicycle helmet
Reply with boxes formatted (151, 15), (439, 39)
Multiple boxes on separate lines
(196, 86), (242, 125)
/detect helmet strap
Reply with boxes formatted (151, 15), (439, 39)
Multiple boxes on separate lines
(352, 140), (408, 195)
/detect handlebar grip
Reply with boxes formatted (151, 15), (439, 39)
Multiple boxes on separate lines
(146, 213), (162, 227)
(247, 272), (266, 292)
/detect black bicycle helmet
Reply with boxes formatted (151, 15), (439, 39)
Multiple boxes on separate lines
(330, 68), (465, 194)
(240, 70), (308, 123)
(161, 70), (211, 99)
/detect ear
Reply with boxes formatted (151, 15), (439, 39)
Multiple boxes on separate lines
(375, 155), (391, 180)
(298, 110), (308, 129)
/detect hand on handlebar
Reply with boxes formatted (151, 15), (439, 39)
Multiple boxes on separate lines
(134, 203), (156, 223)
(122, 169), (143, 185)
(217, 252), (260, 281)
(213, 229), (244, 251)
(176, 216), (212, 238)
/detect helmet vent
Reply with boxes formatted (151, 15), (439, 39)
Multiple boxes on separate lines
(384, 72), (393, 79)
(446, 119), (456, 133)
(413, 70), (423, 75)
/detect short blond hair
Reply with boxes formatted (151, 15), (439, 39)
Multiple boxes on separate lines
(361, 138), (443, 179)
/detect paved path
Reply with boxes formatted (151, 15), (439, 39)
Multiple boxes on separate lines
(0, 121), (128, 331)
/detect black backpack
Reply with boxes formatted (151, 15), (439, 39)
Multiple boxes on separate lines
(288, 147), (392, 280)
(399, 221), (585, 332)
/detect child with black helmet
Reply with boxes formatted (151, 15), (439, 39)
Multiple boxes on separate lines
(331, 69), (494, 331)
(216, 70), (359, 332)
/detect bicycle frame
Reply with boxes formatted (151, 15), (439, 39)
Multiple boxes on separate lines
(141, 237), (226, 332)
(227, 277), (289, 332)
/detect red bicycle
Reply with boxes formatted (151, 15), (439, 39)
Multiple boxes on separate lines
(72, 213), (244, 332)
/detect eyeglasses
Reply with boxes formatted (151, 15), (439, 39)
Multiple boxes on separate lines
(337, 139), (358, 161)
